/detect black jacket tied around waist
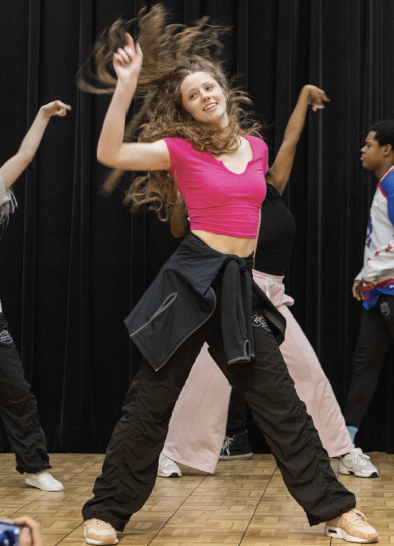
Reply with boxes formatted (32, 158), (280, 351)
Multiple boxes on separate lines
(125, 233), (286, 371)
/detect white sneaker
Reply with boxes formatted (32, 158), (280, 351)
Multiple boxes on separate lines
(339, 448), (378, 478)
(158, 452), (182, 478)
(25, 470), (64, 491)
(84, 519), (118, 545)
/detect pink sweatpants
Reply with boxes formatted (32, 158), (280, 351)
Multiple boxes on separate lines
(163, 270), (354, 473)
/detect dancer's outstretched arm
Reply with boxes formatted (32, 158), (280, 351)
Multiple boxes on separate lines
(0, 100), (71, 189)
(97, 33), (169, 171)
(266, 85), (329, 194)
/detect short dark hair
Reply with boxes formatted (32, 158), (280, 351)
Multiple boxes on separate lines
(370, 120), (394, 149)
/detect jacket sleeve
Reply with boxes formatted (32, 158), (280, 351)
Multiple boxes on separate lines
(361, 187), (394, 282)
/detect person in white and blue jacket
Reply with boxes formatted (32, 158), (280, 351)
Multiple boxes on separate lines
(0, 99), (70, 491)
(342, 120), (394, 478)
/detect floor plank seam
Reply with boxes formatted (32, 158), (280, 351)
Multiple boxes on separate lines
(55, 522), (84, 546)
(0, 473), (19, 482)
(9, 492), (47, 518)
(61, 456), (106, 481)
(144, 473), (210, 546)
(238, 464), (277, 546)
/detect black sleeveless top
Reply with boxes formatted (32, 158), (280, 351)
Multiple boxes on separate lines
(254, 183), (296, 276)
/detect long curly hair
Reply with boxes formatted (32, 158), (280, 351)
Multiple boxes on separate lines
(78, 4), (262, 221)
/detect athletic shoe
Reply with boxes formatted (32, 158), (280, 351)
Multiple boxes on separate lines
(219, 431), (253, 460)
(325, 508), (378, 543)
(339, 448), (379, 478)
(84, 519), (118, 545)
(25, 470), (64, 491)
(158, 452), (182, 478)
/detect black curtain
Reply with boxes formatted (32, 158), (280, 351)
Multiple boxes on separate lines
(0, 0), (393, 454)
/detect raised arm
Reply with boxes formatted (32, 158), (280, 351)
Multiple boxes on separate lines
(0, 100), (71, 189)
(266, 85), (329, 195)
(97, 33), (170, 171)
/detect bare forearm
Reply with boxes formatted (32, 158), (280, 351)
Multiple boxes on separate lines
(0, 100), (70, 190)
(97, 77), (137, 164)
(1, 109), (50, 189)
(20, 108), (51, 159)
(267, 85), (328, 194)
(282, 86), (310, 146)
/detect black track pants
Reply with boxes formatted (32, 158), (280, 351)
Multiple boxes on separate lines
(345, 294), (394, 428)
(0, 311), (50, 474)
(226, 387), (247, 437)
(83, 276), (355, 531)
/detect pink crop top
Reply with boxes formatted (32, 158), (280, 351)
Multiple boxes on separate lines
(163, 135), (268, 238)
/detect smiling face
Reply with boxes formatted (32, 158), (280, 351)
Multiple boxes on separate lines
(180, 71), (228, 127)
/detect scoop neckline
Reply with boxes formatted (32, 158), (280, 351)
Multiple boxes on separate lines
(207, 136), (255, 176)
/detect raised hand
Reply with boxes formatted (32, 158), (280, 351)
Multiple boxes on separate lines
(41, 100), (72, 118)
(113, 33), (143, 82)
(304, 85), (330, 111)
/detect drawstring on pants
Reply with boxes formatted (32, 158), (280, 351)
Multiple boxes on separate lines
(264, 277), (276, 300)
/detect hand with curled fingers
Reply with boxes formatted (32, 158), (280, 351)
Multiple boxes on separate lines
(352, 279), (365, 301)
(12, 517), (44, 546)
(113, 33), (143, 82)
(40, 100), (72, 118)
(303, 84), (330, 111)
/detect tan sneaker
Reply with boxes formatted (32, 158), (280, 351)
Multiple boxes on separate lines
(325, 509), (378, 543)
(84, 519), (118, 545)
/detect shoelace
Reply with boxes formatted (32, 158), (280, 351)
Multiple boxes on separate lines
(345, 509), (368, 527)
(264, 277), (276, 300)
(161, 454), (175, 468)
(352, 453), (371, 466)
(221, 436), (234, 456)
(91, 519), (112, 529)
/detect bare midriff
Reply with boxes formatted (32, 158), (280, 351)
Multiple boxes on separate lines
(191, 229), (255, 257)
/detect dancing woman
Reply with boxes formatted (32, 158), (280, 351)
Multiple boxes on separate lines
(81, 6), (377, 544)
(161, 85), (358, 478)
(0, 99), (70, 491)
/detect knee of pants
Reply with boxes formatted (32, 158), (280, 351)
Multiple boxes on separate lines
(120, 361), (188, 433)
(0, 377), (36, 409)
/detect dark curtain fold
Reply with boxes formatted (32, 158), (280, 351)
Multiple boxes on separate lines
(59, 0), (95, 452)
(0, 0), (393, 454)
(21, 0), (41, 383)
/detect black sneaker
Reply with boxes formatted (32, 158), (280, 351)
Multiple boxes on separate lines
(219, 431), (253, 460)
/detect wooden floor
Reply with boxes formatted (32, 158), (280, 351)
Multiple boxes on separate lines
(0, 452), (392, 545)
